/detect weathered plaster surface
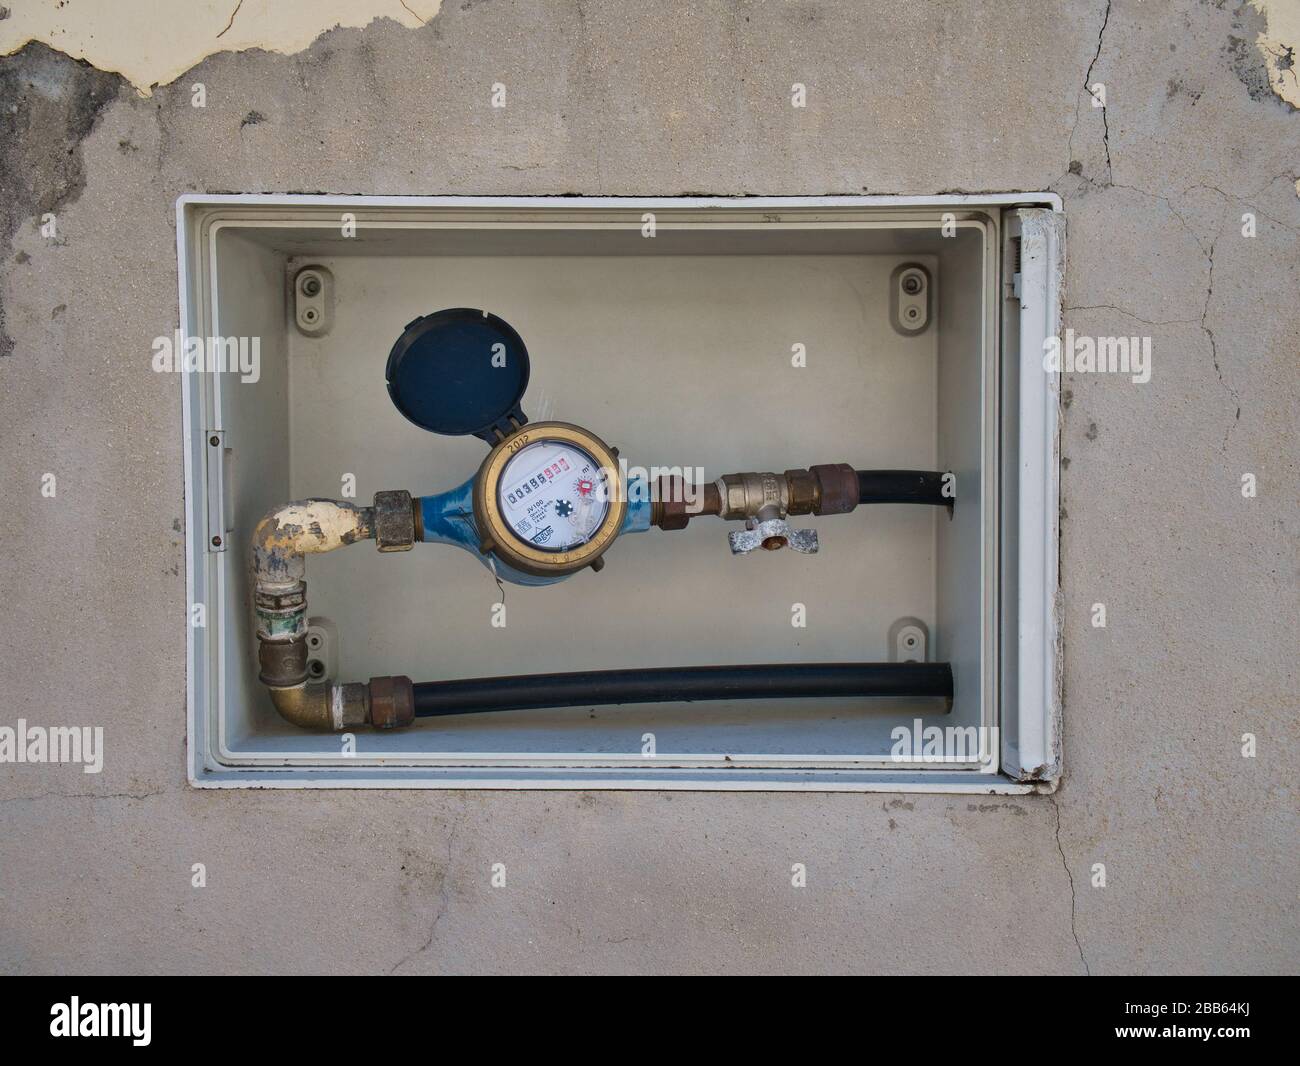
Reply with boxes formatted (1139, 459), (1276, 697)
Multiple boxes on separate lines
(0, 1), (1296, 974)
(0, 1), (441, 93)
(3, 0), (1297, 110)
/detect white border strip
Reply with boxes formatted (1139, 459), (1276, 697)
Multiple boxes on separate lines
(1014, 209), (1065, 781)
(177, 192), (1063, 210)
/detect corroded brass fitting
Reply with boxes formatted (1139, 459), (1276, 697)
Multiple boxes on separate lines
(253, 583), (309, 641)
(258, 634), (311, 687)
(368, 674), (416, 730)
(806, 463), (860, 515)
(373, 489), (417, 552)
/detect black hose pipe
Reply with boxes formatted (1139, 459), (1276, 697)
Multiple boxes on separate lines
(413, 661), (952, 717)
(856, 469), (951, 508)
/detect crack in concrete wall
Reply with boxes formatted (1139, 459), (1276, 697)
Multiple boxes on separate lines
(1050, 791), (1090, 976)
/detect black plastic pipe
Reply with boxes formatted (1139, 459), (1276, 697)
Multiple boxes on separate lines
(413, 662), (952, 717)
(856, 469), (951, 507)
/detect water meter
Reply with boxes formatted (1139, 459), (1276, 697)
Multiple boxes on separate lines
(386, 308), (627, 577)
(475, 424), (626, 576)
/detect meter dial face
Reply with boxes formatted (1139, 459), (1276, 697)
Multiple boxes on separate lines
(497, 439), (611, 552)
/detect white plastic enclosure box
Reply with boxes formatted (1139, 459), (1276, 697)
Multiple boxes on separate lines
(177, 195), (1063, 792)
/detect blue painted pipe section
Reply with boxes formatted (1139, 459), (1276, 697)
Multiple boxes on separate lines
(418, 476), (651, 587)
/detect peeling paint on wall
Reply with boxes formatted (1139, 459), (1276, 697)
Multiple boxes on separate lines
(1252, 0), (1300, 107)
(0, 42), (122, 355)
(0, 0), (441, 94)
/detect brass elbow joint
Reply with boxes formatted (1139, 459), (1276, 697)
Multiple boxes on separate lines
(267, 681), (366, 731)
(259, 637), (414, 731)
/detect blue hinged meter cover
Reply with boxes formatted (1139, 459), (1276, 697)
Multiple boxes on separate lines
(385, 308), (530, 443)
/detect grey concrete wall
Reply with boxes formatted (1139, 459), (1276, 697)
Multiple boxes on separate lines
(0, 0), (1296, 974)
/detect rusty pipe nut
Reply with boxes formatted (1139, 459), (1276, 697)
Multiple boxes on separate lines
(810, 463), (859, 515)
(654, 476), (692, 530)
(258, 635), (309, 687)
(368, 675), (415, 730)
(373, 490), (416, 552)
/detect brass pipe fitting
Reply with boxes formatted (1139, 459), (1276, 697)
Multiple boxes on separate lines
(259, 640), (411, 731)
(714, 464), (861, 522)
(807, 463), (860, 515)
(267, 681), (370, 731)
(258, 634), (311, 687)
(252, 493), (418, 732)
(718, 472), (788, 523)
(651, 475), (721, 530)
(651, 465), (861, 531)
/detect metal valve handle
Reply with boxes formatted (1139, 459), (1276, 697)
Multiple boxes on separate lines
(728, 517), (819, 555)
